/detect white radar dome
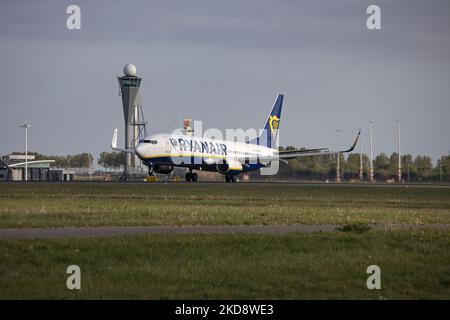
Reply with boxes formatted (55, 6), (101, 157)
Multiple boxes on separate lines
(123, 63), (137, 76)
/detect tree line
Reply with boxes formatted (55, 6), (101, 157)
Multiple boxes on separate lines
(9, 150), (450, 182)
(9, 151), (123, 170)
(10, 151), (93, 168)
(97, 152), (125, 170)
(261, 147), (450, 182)
(95, 149), (449, 182)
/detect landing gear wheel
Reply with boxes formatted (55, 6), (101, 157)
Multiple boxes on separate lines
(148, 168), (154, 176)
(231, 175), (238, 183)
(225, 175), (231, 183)
(191, 173), (198, 182)
(185, 172), (192, 182)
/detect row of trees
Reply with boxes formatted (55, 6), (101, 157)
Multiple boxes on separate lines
(270, 147), (450, 182)
(98, 152), (125, 170)
(10, 151), (93, 168)
(9, 150), (450, 182)
(10, 151), (123, 170)
(95, 149), (448, 182)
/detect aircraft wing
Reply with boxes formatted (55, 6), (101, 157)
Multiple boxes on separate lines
(278, 147), (330, 158)
(260, 130), (361, 161)
(111, 129), (135, 154)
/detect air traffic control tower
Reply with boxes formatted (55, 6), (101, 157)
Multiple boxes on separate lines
(118, 63), (146, 179)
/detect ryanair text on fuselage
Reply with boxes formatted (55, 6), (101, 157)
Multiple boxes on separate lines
(169, 138), (228, 156)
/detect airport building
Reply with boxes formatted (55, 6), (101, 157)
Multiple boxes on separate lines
(0, 154), (74, 182)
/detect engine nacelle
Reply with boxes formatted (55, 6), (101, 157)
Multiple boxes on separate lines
(216, 158), (242, 173)
(216, 163), (230, 174)
(153, 164), (174, 174)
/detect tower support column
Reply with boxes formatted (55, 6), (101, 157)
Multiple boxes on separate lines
(118, 63), (146, 179)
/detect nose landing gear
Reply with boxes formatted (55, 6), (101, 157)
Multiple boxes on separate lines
(145, 166), (158, 182)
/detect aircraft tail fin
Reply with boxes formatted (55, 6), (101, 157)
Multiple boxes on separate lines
(111, 128), (118, 149)
(249, 94), (283, 148)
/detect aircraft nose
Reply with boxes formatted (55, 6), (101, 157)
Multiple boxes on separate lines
(135, 143), (146, 158)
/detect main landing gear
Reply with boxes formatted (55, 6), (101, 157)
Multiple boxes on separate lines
(225, 175), (237, 183)
(185, 170), (198, 182)
(145, 167), (158, 182)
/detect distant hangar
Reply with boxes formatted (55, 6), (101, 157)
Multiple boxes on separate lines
(0, 154), (74, 182)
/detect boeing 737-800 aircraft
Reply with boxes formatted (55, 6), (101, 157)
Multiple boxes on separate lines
(111, 94), (360, 182)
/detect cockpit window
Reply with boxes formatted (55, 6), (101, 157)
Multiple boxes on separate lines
(140, 139), (158, 144)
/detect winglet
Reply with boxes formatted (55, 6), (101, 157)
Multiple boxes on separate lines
(111, 128), (118, 149)
(340, 130), (361, 153)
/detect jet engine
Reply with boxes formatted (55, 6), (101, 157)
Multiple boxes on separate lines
(216, 158), (242, 173)
(153, 164), (174, 174)
(216, 163), (230, 174)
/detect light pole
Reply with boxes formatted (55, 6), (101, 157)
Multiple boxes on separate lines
(335, 129), (342, 183)
(20, 123), (31, 181)
(369, 120), (374, 182)
(396, 120), (403, 183)
(359, 129), (363, 181)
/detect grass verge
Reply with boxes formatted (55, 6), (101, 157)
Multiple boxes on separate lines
(1, 230), (450, 299)
(0, 183), (449, 228)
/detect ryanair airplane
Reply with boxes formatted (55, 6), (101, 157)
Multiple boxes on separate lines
(111, 94), (360, 182)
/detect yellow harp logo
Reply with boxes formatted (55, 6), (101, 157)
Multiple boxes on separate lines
(269, 115), (280, 136)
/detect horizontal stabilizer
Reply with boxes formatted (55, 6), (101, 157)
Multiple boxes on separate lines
(110, 129), (135, 154)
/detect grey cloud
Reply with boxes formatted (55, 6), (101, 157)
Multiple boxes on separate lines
(0, 0), (449, 161)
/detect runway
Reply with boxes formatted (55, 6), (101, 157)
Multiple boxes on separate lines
(1, 224), (450, 239)
(2, 180), (450, 189)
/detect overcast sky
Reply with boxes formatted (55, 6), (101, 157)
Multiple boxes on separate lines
(0, 0), (449, 162)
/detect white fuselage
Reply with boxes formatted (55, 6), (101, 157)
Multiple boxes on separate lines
(135, 133), (276, 172)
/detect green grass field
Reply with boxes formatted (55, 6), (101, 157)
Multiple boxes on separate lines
(0, 182), (449, 228)
(1, 231), (450, 299)
(1, 182), (450, 299)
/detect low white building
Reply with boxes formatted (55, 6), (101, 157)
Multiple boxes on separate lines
(0, 154), (75, 181)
